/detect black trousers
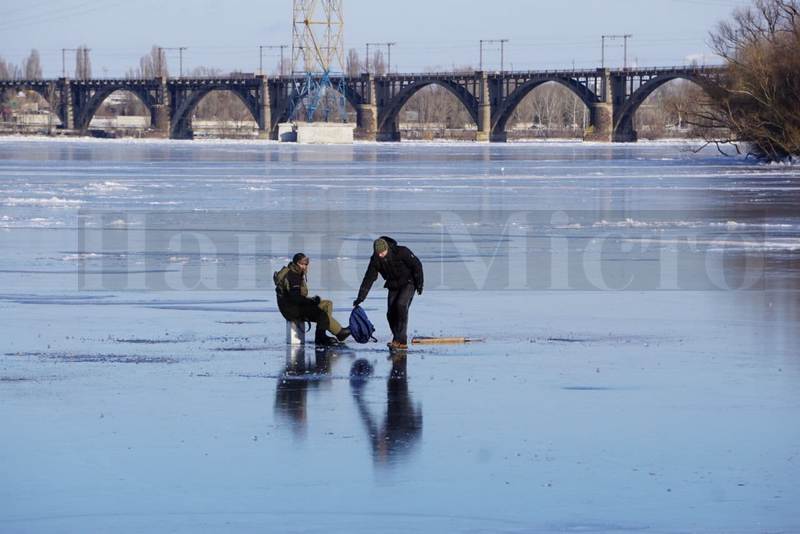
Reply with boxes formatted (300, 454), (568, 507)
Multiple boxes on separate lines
(387, 283), (415, 345)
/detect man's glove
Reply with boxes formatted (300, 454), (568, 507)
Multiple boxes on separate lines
(416, 286), (423, 296)
(353, 298), (363, 307)
(312, 296), (321, 305)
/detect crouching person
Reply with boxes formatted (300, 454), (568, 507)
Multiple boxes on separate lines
(274, 253), (350, 346)
(353, 237), (423, 350)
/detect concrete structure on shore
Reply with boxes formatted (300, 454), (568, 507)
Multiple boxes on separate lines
(277, 122), (355, 144)
(0, 66), (723, 143)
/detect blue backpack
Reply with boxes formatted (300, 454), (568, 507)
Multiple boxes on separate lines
(349, 306), (377, 344)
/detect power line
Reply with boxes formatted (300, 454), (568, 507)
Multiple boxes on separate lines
(259, 45), (288, 75)
(365, 42), (396, 74)
(479, 39), (509, 71)
(602, 34), (633, 69)
(161, 47), (188, 77)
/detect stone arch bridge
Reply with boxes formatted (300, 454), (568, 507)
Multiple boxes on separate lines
(0, 66), (723, 142)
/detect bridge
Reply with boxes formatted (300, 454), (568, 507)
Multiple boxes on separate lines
(0, 66), (724, 142)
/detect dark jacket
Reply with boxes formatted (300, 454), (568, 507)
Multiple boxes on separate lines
(275, 262), (318, 320)
(357, 236), (424, 302)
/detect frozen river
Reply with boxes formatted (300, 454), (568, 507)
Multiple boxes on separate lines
(1, 137), (799, 533)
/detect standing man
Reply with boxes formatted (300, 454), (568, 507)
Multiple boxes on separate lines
(353, 237), (424, 350)
(275, 253), (350, 346)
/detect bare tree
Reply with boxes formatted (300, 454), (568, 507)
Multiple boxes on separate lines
(346, 48), (361, 77)
(75, 45), (92, 80)
(0, 56), (11, 80)
(693, 0), (800, 159)
(506, 82), (586, 136)
(276, 56), (290, 76)
(0, 56), (11, 114)
(372, 50), (386, 75)
(136, 46), (168, 78)
(23, 49), (42, 79)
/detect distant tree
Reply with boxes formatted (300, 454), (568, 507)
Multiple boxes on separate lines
(346, 48), (361, 77)
(372, 50), (386, 75)
(276, 55), (290, 76)
(23, 49), (42, 79)
(507, 82), (585, 135)
(694, 0), (800, 160)
(75, 45), (92, 80)
(633, 80), (710, 139)
(0, 56), (10, 109)
(0, 56), (11, 80)
(136, 46), (168, 78)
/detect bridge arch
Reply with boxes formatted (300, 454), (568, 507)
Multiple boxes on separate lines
(493, 77), (599, 135)
(75, 86), (155, 132)
(78, 87), (155, 132)
(3, 84), (52, 104)
(378, 79), (480, 133)
(614, 74), (716, 141)
(171, 85), (263, 139)
(0, 82), (64, 126)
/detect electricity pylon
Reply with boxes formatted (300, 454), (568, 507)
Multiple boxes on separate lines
(290, 0), (348, 122)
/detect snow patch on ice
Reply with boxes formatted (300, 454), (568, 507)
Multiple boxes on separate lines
(593, 218), (702, 229)
(84, 181), (131, 193)
(0, 216), (67, 228)
(61, 253), (104, 262)
(710, 220), (794, 229)
(3, 197), (83, 207)
(626, 237), (800, 251)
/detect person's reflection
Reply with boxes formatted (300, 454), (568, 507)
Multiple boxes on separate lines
(274, 345), (341, 439)
(350, 352), (423, 466)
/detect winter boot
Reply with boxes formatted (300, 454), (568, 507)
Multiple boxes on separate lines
(315, 326), (338, 346)
(336, 327), (351, 342)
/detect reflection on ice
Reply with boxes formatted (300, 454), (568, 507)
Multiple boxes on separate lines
(351, 353), (423, 468)
(274, 345), (349, 439)
(274, 347), (424, 469)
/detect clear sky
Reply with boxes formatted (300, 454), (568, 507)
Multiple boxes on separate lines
(0, 0), (750, 77)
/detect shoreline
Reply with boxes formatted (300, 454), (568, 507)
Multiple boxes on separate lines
(0, 133), (708, 147)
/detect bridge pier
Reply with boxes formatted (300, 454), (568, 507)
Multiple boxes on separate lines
(60, 78), (75, 131)
(150, 77), (170, 138)
(613, 117), (638, 142)
(584, 69), (614, 142)
(490, 131), (508, 142)
(611, 73), (637, 143)
(476, 72), (492, 143)
(356, 104), (377, 141)
(377, 115), (400, 142)
(587, 103), (613, 142)
(152, 105), (170, 138)
(354, 74), (378, 141)
(257, 75), (271, 140)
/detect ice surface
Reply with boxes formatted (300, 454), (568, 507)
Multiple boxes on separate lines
(0, 138), (798, 533)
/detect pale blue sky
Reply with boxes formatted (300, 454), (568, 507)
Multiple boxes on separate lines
(0, 0), (749, 77)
